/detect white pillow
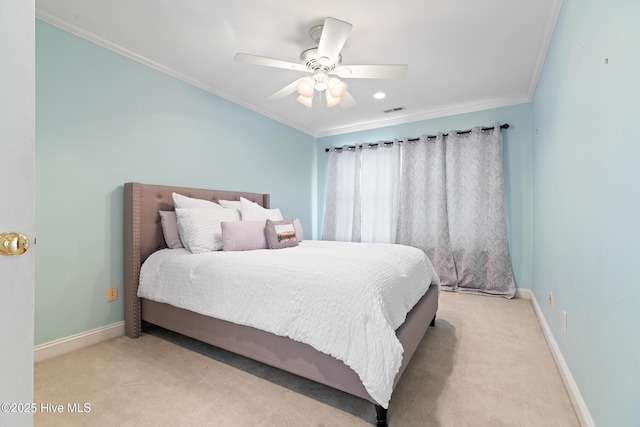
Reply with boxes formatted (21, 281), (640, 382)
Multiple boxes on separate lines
(218, 200), (242, 218)
(292, 218), (304, 242)
(175, 208), (240, 253)
(218, 200), (242, 210)
(239, 197), (283, 221)
(172, 192), (222, 209)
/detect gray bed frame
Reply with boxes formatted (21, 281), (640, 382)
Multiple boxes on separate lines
(123, 182), (439, 426)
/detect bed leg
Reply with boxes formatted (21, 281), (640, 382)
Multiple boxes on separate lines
(430, 314), (436, 327)
(375, 405), (388, 427)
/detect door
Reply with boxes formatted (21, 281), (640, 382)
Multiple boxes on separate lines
(0, 1), (36, 426)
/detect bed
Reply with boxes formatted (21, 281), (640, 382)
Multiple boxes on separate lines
(123, 182), (440, 426)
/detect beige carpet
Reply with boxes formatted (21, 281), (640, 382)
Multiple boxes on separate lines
(34, 291), (580, 426)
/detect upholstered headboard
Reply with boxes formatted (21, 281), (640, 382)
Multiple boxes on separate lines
(123, 182), (270, 338)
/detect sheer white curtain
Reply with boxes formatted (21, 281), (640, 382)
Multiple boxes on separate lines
(360, 141), (400, 243)
(322, 142), (400, 242)
(323, 125), (516, 298)
(322, 146), (361, 241)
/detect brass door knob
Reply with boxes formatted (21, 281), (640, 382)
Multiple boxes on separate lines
(0, 232), (29, 256)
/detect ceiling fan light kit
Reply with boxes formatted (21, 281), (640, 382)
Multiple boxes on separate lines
(293, 73), (349, 109)
(326, 93), (342, 108)
(296, 95), (313, 108)
(235, 17), (407, 109)
(296, 77), (315, 98)
(329, 78), (347, 98)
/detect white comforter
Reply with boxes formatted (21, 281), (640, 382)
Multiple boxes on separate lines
(138, 240), (439, 407)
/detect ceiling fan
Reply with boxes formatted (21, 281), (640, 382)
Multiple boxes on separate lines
(234, 17), (408, 109)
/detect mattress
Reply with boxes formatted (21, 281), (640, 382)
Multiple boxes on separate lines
(138, 239), (440, 407)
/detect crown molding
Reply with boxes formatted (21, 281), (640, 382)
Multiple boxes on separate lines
(36, 5), (555, 140)
(527, 0), (564, 100)
(315, 96), (531, 138)
(35, 8), (316, 137)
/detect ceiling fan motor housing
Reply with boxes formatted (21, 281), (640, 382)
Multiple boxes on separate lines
(300, 48), (341, 72)
(235, 17), (405, 108)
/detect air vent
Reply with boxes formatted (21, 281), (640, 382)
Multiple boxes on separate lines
(383, 106), (406, 114)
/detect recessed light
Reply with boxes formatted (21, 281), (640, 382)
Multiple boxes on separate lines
(373, 92), (386, 100)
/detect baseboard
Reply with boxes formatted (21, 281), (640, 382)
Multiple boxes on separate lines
(529, 293), (595, 427)
(34, 321), (125, 363)
(515, 288), (532, 299)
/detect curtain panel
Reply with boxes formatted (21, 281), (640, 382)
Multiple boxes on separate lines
(323, 125), (516, 298)
(323, 142), (401, 243)
(323, 147), (361, 242)
(396, 134), (458, 290)
(443, 128), (515, 297)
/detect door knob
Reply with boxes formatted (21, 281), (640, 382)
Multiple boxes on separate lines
(0, 232), (29, 256)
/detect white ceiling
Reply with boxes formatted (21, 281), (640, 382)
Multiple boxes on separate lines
(36, 0), (563, 137)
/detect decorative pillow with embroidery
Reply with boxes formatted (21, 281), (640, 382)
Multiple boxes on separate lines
(265, 219), (299, 249)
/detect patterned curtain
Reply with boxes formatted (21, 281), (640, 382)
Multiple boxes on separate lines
(396, 134), (458, 290)
(323, 125), (516, 298)
(444, 128), (515, 297)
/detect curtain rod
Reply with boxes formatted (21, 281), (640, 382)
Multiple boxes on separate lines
(324, 123), (509, 152)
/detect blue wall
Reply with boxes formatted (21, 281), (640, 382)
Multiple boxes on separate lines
(36, 2), (640, 423)
(35, 17), (535, 345)
(532, 0), (640, 425)
(317, 103), (534, 291)
(35, 21), (315, 345)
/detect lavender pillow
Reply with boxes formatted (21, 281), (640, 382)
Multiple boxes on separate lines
(159, 211), (183, 249)
(221, 220), (268, 251)
(265, 219), (299, 249)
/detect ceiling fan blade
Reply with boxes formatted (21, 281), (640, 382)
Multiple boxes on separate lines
(334, 64), (408, 79)
(267, 79), (303, 101)
(234, 53), (309, 72)
(340, 91), (357, 108)
(316, 17), (352, 65)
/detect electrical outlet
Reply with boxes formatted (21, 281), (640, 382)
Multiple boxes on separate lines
(107, 286), (118, 302)
(562, 310), (567, 333)
(549, 292), (553, 309)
